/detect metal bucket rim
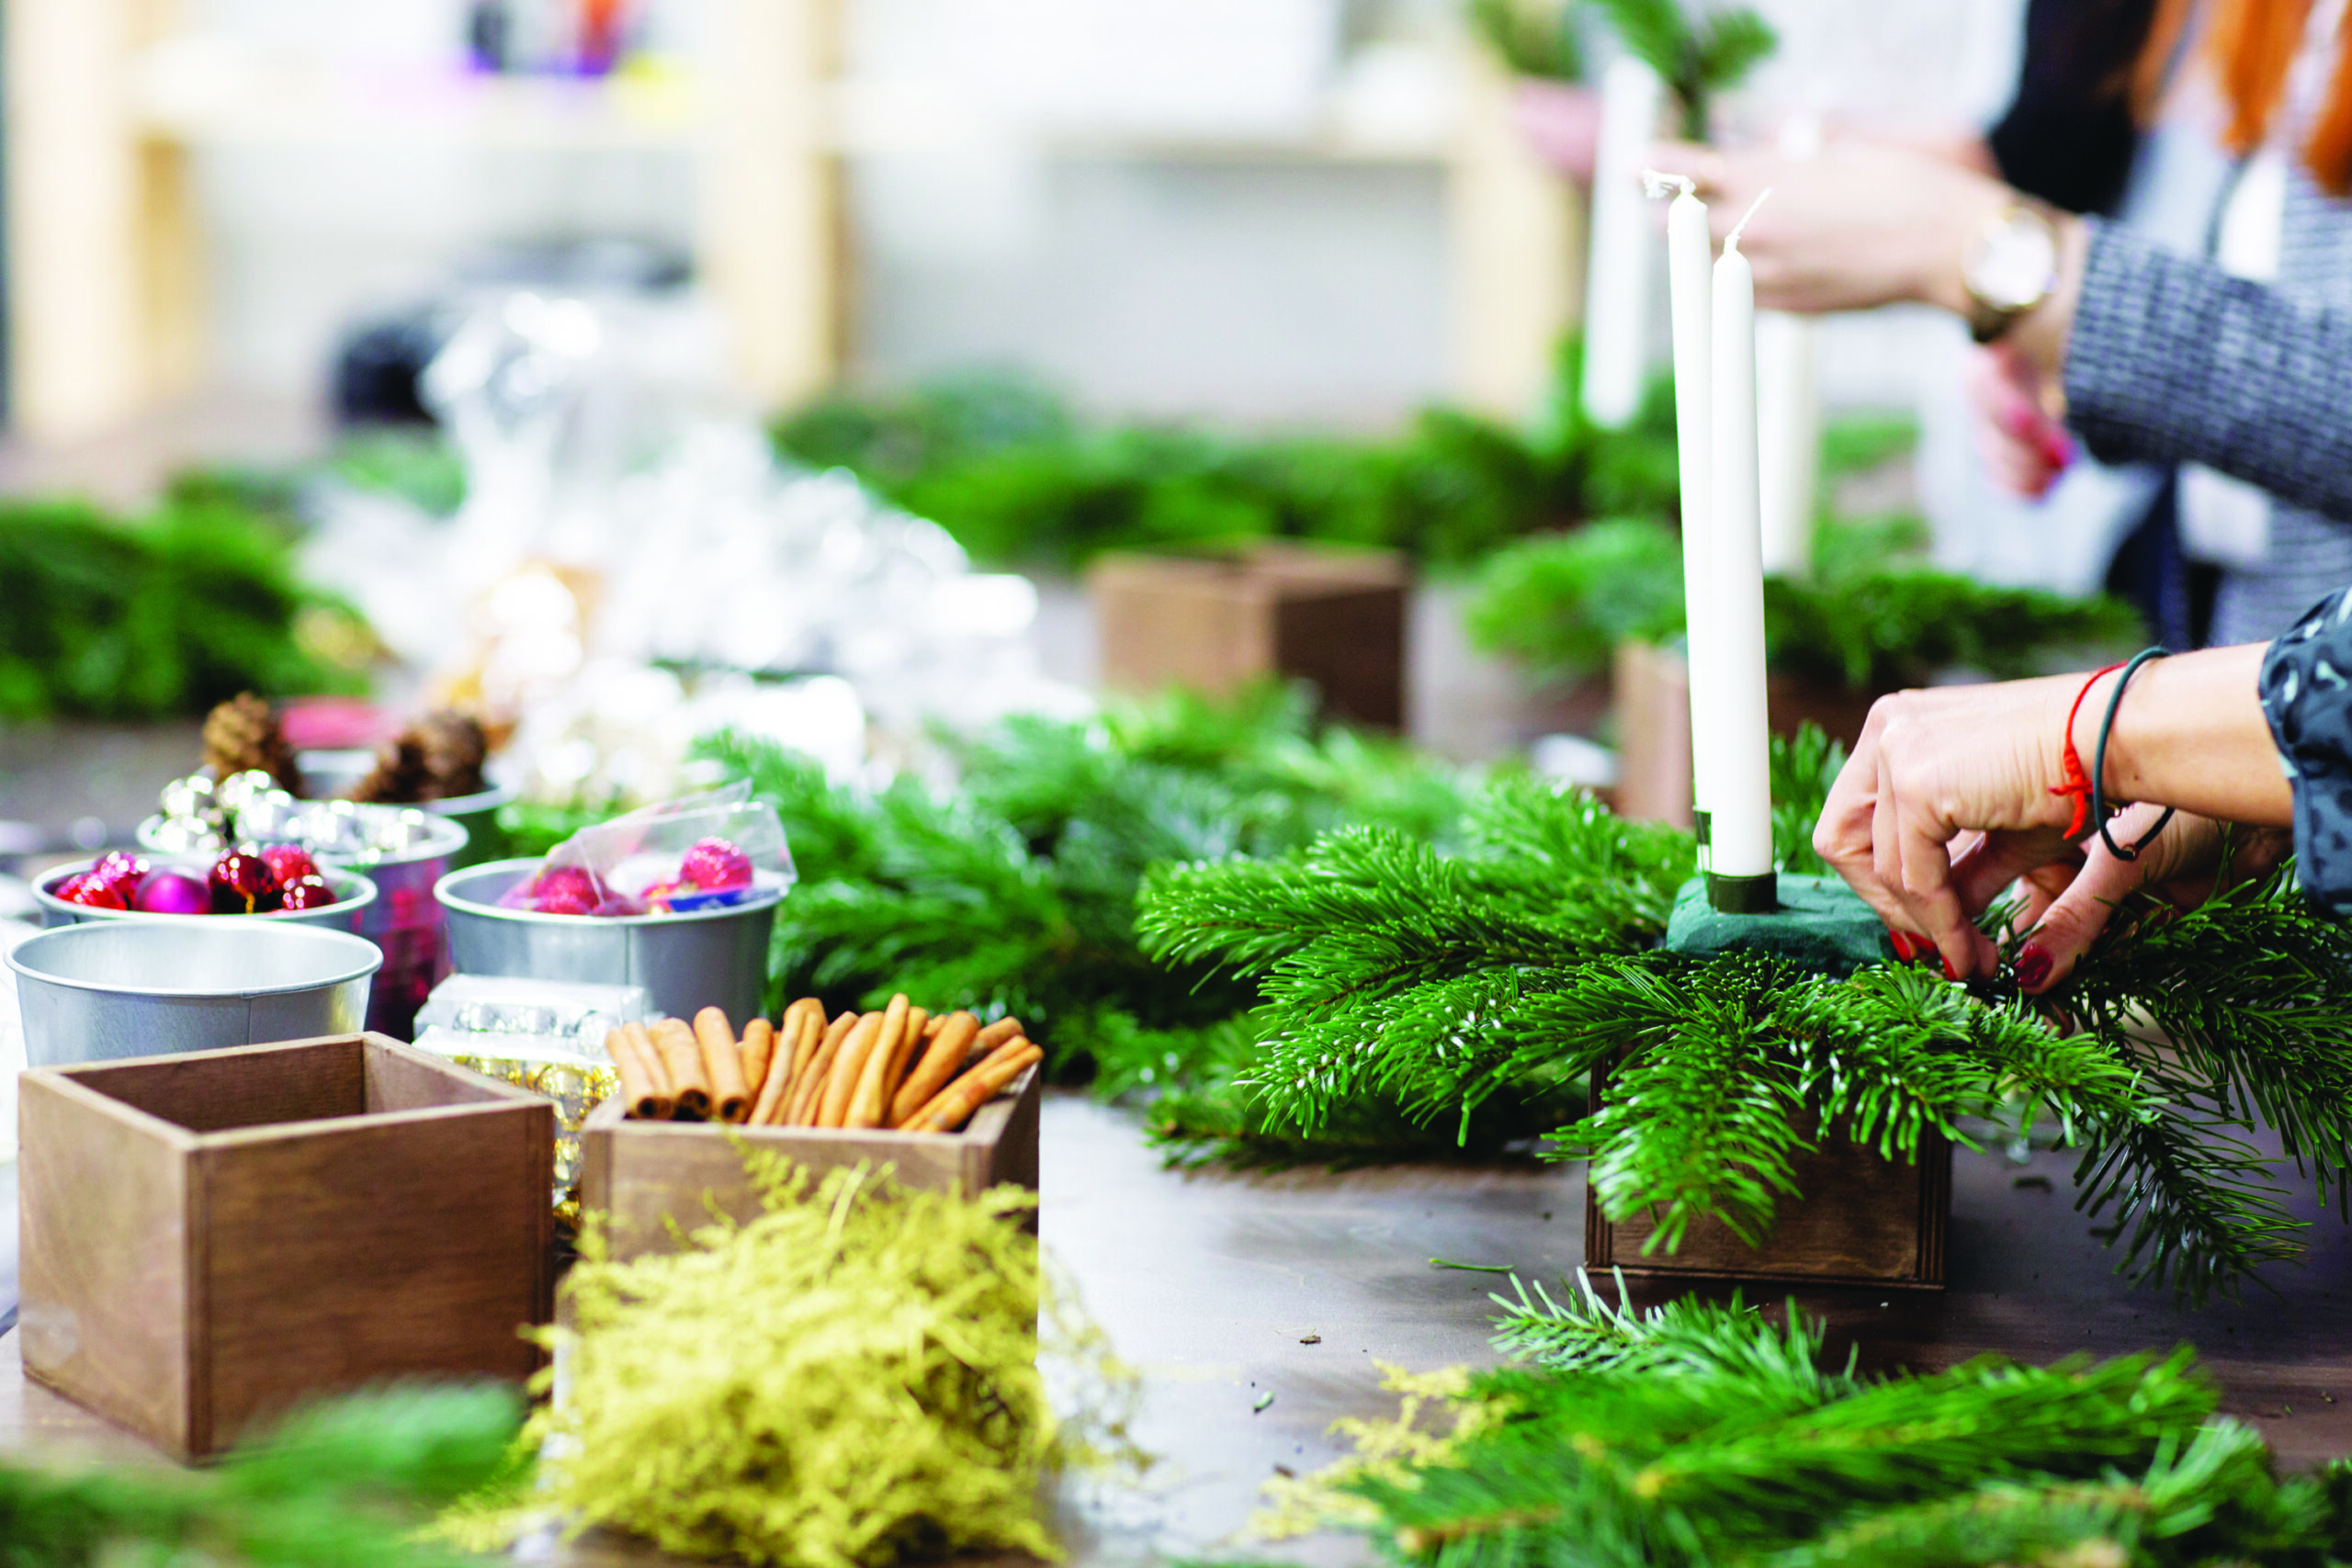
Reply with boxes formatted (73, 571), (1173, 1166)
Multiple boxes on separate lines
(32, 856), (379, 925)
(6, 922), (386, 998)
(437, 857), (790, 928)
(138, 807), (470, 867)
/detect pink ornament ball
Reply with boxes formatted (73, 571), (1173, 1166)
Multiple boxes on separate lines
(54, 872), (127, 910)
(131, 869), (210, 915)
(209, 848), (284, 915)
(528, 864), (600, 917)
(259, 844), (321, 886)
(277, 874), (341, 912)
(88, 850), (149, 900)
(679, 837), (753, 891)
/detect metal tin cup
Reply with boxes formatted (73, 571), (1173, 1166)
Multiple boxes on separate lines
(32, 856), (379, 933)
(316, 812), (470, 1042)
(296, 750), (516, 870)
(435, 859), (786, 1024)
(6, 921), (382, 1067)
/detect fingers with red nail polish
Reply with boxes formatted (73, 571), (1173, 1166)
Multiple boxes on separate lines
(2014, 942), (2052, 991)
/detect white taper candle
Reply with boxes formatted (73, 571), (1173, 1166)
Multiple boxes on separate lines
(1708, 194), (1776, 907)
(1757, 310), (1820, 578)
(1649, 171), (1716, 859)
(1579, 56), (1665, 430)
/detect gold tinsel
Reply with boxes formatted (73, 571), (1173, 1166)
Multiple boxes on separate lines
(443, 1155), (1135, 1567)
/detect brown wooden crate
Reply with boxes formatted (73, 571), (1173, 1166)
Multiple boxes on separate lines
(1581, 1062), (1950, 1290)
(17, 1033), (554, 1459)
(579, 1065), (1042, 1262)
(1089, 544), (1408, 729)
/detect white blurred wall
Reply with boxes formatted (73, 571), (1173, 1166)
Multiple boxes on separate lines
(174, 0), (2029, 434)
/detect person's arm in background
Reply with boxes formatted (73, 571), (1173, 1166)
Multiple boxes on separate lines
(1652, 141), (2352, 523)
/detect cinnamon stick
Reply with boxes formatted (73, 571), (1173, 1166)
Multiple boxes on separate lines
(818, 1010), (886, 1128)
(749, 1010), (808, 1125)
(974, 1017), (1025, 1053)
(741, 1017), (776, 1103)
(607, 1025), (673, 1121)
(888, 1010), (979, 1127)
(844, 995), (910, 1129)
(785, 1010), (859, 1126)
(695, 1007), (751, 1122)
(650, 1018), (711, 1121)
(905, 1042), (1042, 1134)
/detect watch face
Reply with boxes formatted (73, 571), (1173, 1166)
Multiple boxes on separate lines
(1972, 215), (2058, 311)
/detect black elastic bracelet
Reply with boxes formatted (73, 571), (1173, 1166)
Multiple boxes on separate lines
(2091, 646), (2175, 863)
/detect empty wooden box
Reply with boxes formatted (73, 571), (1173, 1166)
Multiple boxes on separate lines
(17, 1033), (556, 1459)
(1585, 1122), (1951, 1290)
(579, 1064), (1042, 1262)
(1089, 542), (1408, 728)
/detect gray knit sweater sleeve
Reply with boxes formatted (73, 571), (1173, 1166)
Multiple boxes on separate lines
(2063, 220), (2352, 520)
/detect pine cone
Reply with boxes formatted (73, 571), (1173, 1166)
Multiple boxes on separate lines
(201, 693), (302, 795)
(413, 710), (489, 800)
(348, 735), (431, 805)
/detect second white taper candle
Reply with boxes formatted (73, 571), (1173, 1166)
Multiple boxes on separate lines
(1707, 201), (1776, 908)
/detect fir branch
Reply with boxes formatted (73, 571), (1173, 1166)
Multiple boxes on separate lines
(1488, 1269), (1849, 1409)
(1468, 0), (1585, 82)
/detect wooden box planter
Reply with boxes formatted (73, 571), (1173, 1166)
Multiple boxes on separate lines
(578, 1065), (1043, 1263)
(1088, 542), (1408, 729)
(1585, 1120), (1951, 1290)
(17, 1033), (556, 1459)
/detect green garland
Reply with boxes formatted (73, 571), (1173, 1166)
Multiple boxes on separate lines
(1466, 511), (2146, 693)
(688, 686), (1578, 1160)
(771, 347), (1679, 571)
(1261, 1275), (2352, 1567)
(0, 494), (370, 721)
(0, 1384), (520, 1567)
(1136, 735), (2352, 1301)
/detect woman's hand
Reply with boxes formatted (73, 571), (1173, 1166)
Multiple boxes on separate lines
(1968, 343), (2075, 499)
(1647, 140), (2007, 315)
(1813, 648), (2291, 987)
(1814, 677), (2084, 982)
(2002, 809), (2287, 993)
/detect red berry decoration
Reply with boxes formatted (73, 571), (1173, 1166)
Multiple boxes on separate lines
(527, 864), (600, 916)
(209, 848), (284, 915)
(259, 844), (321, 886)
(54, 872), (127, 910)
(88, 851), (149, 899)
(277, 874), (341, 911)
(132, 869), (210, 915)
(679, 836), (753, 891)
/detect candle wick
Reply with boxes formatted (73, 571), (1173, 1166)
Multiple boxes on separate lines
(1642, 169), (1694, 200)
(1723, 188), (1773, 254)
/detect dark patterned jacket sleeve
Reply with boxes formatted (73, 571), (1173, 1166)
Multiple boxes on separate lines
(2259, 590), (2352, 912)
(2064, 221), (2352, 521)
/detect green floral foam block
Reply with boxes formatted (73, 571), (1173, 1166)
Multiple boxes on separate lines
(1662, 872), (1894, 977)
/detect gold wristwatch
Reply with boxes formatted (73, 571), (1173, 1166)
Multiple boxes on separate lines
(1962, 201), (2062, 344)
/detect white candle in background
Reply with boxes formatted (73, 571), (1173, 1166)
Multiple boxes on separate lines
(1708, 194), (1776, 905)
(1756, 115), (1824, 581)
(1579, 56), (1665, 430)
(1648, 171), (1716, 859)
(1757, 310), (1820, 578)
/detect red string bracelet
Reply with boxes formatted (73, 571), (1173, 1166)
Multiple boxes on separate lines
(2052, 661), (2125, 840)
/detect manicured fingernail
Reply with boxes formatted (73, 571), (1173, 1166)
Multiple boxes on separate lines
(1940, 952), (1961, 982)
(2015, 942), (2052, 990)
(1888, 931), (1915, 960)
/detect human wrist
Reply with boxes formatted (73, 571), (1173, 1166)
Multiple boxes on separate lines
(1917, 175), (2014, 317)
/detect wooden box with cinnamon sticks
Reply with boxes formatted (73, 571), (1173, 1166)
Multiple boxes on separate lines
(580, 994), (1043, 1262)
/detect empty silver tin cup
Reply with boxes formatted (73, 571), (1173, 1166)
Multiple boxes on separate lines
(6, 921), (383, 1067)
(435, 859), (786, 1025)
(32, 856), (379, 933)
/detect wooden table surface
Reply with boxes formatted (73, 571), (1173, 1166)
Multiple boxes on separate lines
(5, 1093), (2351, 1563)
